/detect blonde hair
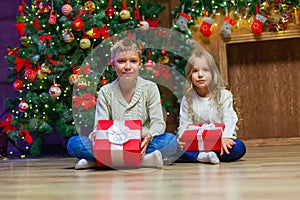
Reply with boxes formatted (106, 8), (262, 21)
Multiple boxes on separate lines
(111, 38), (142, 63)
(184, 50), (225, 120)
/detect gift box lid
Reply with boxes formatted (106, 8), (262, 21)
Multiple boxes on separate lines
(97, 120), (142, 130)
(182, 123), (225, 141)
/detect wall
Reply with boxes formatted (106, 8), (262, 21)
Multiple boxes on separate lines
(0, 0), (21, 118)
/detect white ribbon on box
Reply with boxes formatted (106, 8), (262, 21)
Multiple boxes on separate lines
(96, 120), (140, 166)
(186, 124), (223, 150)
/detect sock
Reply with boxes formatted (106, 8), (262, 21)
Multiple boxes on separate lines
(141, 150), (163, 168)
(75, 159), (97, 170)
(197, 151), (219, 164)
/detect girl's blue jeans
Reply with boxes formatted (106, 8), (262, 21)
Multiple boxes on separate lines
(179, 139), (246, 162)
(67, 133), (178, 162)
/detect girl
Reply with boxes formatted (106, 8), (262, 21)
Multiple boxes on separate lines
(67, 38), (178, 169)
(177, 50), (246, 164)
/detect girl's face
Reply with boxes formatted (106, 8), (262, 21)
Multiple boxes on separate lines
(112, 51), (141, 82)
(191, 57), (212, 95)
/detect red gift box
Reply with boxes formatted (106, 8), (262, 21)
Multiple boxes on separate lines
(94, 120), (142, 168)
(181, 123), (224, 151)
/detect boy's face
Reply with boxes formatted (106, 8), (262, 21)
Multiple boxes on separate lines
(112, 51), (141, 81)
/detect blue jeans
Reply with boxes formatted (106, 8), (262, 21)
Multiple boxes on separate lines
(179, 139), (246, 162)
(67, 133), (178, 162)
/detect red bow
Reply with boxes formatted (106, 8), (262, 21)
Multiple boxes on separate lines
(91, 26), (110, 39)
(14, 57), (32, 72)
(76, 64), (93, 75)
(39, 2), (51, 13)
(7, 47), (19, 56)
(38, 35), (52, 45)
(19, 129), (33, 144)
(0, 115), (17, 133)
(154, 64), (170, 79)
(72, 93), (96, 110)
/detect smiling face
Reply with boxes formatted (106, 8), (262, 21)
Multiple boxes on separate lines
(112, 50), (141, 82)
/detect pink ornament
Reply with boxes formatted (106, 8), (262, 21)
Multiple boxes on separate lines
(49, 84), (61, 98)
(24, 69), (37, 82)
(18, 100), (28, 112)
(61, 4), (73, 16)
(139, 20), (149, 31)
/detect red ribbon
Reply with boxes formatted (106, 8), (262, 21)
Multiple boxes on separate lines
(14, 57), (32, 72)
(0, 115), (17, 133)
(19, 129), (33, 144)
(134, 6), (140, 21)
(15, 23), (26, 36)
(18, 0), (25, 16)
(154, 64), (170, 79)
(45, 55), (56, 66)
(76, 64), (93, 75)
(7, 47), (19, 56)
(33, 18), (42, 30)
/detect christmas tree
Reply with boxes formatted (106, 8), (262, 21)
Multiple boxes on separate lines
(2, 0), (166, 156)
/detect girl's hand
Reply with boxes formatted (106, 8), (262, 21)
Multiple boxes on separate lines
(141, 132), (152, 154)
(177, 136), (186, 151)
(220, 138), (236, 156)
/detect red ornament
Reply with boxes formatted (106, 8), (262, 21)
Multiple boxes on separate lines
(72, 18), (84, 31)
(101, 79), (107, 86)
(24, 69), (37, 82)
(18, 100), (28, 112)
(13, 79), (23, 91)
(105, 7), (116, 17)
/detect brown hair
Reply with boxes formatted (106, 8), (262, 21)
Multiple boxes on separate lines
(111, 38), (142, 64)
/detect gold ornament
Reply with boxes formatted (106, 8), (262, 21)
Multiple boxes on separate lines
(80, 38), (91, 49)
(84, 1), (95, 13)
(120, 10), (130, 20)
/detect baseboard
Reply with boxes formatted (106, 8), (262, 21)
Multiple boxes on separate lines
(243, 137), (300, 146)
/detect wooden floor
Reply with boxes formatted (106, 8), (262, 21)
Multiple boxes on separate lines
(1, 145), (300, 200)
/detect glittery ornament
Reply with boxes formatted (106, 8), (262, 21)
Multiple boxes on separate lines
(13, 79), (23, 91)
(61, 4), (73, 16)
(49, 84), (61, 98)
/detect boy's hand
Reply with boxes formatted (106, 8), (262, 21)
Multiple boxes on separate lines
(177, 136), (185, 151)
(220, 138), (236, 156)
(141, 132), (152, 154)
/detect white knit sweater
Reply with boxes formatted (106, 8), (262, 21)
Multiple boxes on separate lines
(92, 76), (166, 137)
(177, 89), (238, 139)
